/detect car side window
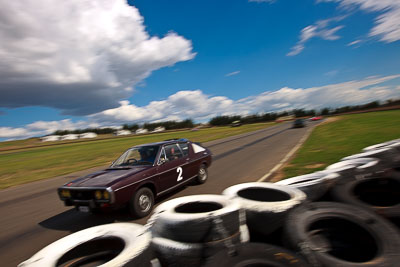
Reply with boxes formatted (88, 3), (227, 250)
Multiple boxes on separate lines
(164, 144), (183, 161)
(178, 142), (189, 157)
(158, 148), (167, 163)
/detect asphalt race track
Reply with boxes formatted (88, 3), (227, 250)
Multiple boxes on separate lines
(0, 121), (317, 266)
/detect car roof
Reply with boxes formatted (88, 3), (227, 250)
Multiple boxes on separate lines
(131, 138), (190, 148)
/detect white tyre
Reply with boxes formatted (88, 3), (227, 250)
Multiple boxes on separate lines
(18, 223), (152, 267)
(326, 157), (385, 179)
(149, 194), (243, 243)
(362, 139), (400, 152)
(276, 171), (339, 201)
(152, 230), (242, 267)
(222, 182), (306, 236)
(342, 147), (399, 165)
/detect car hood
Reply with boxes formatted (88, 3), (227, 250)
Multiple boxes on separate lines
(65, 166), (151, 188)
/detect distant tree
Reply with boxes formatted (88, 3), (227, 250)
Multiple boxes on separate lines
(209, 115), (241, 126)
(142, 119), (194, 131)
(307, 109), (316, 116)
(363, 101), (379, 109)
(321, 108), (330, 115)
(293, 109), (307, 118)
(241, 114), (263, 124)
(278, 111), (289, 117)
(122, 124), (139, 131)
(261, 113), (276, 122)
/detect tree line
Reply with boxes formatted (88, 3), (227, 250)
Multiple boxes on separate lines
(52, 99), (399, 135)
(122, 119), (194, 132)
(53, 128), (116, 135)
(209, 99), (400, 126)
(53, 119), (194, 135)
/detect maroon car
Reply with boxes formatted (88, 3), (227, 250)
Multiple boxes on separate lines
(58, 139), (212, 218)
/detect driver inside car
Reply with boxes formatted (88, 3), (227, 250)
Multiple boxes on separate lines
(139, 148), (156, 164)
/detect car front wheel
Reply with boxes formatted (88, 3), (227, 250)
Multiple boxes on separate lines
(196, 164), (208, 184)
(130, 187), (154, 218)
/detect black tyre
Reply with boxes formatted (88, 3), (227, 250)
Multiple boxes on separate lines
(284, 202), (400, 267)
(330, 176), (400, 218)
(223, 182), (306, 236)
(149, 194), (243, 243)
(203, 243), (310, 267)
(196, 164), (208, 184)
(276, 171), (339, 201)
(151, 231), (242, 267)
(388, 216), (400, 232)
(18, 223), (152, 267)
(130, 187), (154, 218)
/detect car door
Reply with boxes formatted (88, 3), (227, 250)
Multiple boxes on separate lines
(178, 142), (198, 178)
(156, 143), (188, 194)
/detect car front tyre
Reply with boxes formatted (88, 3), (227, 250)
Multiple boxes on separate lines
(196, 164), (208, 184)
(130, 187), (154, 218)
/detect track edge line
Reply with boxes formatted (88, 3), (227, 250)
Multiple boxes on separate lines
(257, 125), (315, 182)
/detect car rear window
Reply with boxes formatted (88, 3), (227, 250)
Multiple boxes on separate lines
(192, 143), (206, 153)
(178, 142), (189, 156)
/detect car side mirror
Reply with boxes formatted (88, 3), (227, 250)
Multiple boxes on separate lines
(159, 158), (166, 165)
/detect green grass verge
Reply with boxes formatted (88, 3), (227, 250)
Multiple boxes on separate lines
(283, 110), (400, 178)
(0, 122), (274, 189)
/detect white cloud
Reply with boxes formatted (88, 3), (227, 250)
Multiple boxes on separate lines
(347, 39), (362, 46)
(241, 75), (400, 110)
(319, 0), (400, 42)
(92, 74), (400, 124)
(3, 74), (400, 140)
(0, 127), (29, 138)
(0, 119), (99, 139)
(225, 71), (240, 77)
(0, 0), (195, 115)
(287, 16), (345, 56)
(27, 119), (100, 134)
(90, 90), (237, 124)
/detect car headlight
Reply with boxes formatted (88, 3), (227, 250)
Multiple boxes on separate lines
(60, 190), (71, 198)
(103, 190), (110, 200)
(95, 190), (103, 200)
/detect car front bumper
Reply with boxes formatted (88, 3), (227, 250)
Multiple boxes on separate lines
(58, 187), (115, 208)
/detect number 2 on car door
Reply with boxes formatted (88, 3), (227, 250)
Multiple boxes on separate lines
(177, 167), (183, 181)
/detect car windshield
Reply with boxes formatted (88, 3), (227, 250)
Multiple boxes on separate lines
(111, 145), (159, 167)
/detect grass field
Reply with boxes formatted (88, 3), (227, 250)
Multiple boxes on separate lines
(0, 122), (274, 189)
(282, 110), (400, 178)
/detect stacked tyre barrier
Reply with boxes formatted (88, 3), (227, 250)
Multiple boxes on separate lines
(19, 138), (400, 267)
(148, 195), (249, 267)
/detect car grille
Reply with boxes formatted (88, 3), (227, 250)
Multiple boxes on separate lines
(70, 190), (95, 200)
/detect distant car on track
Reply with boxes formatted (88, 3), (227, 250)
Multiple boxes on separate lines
(309, 116), (323, 121)
(292, 119), (306, 128)
(58, 139), (212, 218)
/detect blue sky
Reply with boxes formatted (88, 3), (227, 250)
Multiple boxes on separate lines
(0, 0), (400, 140)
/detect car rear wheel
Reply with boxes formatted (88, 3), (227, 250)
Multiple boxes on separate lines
(130, 187), (154, 218)
(197, 164), (208, 184)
